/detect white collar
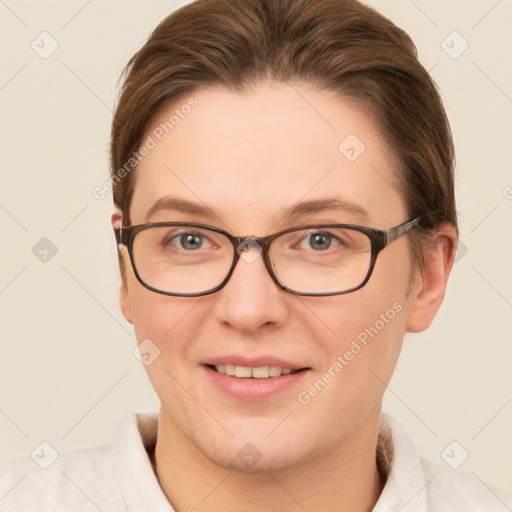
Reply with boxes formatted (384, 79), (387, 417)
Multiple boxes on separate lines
(112, 412), (429, 511)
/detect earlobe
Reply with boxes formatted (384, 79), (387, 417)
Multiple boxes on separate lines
(111, 210), (133, 324)
(405, 224), (457, 333)
(120, 280), (134, 325)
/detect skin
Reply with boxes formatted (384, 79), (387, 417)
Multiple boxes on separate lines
(113, 81), (456, 512)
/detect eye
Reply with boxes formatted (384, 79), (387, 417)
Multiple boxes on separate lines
(299, 231), (333, 251)
(163, 231), (207, 251)
(179, 233), (203, 250)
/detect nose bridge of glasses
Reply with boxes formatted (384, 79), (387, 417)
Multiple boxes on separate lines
(225, 235), (283, 291)
(234, 236), (266, 265)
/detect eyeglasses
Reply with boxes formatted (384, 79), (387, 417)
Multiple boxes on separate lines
(115, 218), (419, 297)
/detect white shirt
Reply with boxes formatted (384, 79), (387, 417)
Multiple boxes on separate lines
(1, 413), (510, 511)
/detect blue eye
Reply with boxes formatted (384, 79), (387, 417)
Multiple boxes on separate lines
(159, 228), (220, 252)
(301, 232), (333, 251)
(178, 233), (203, 250)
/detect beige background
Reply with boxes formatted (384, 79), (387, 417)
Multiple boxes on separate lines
(1, 0), (511, 496)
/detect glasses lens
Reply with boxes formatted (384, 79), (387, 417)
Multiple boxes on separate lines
(269, 227), (372, 294)
(132, 225), (233, 295)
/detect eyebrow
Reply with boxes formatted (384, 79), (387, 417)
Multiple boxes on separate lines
(146, 196), (216, 222)
(281, 198), (370, 224)
(145, 195), (370, 225)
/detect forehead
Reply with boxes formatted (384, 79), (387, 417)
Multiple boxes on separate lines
(130, 81), (406, 231)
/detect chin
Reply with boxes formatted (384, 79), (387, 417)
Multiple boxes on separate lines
(191, 424), (320, 475)
(202, 445), (303, 474)
(159, 398), (333, 474)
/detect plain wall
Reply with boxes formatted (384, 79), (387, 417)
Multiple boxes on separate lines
(1, 0), (511, 495)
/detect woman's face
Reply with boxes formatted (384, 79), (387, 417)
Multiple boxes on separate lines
(118, 81), (422, 472)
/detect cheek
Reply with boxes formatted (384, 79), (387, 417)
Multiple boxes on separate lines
(128, 288), (206, 404)
(299, 257), (411, 402)
(128, 281), (203, 365)
(311, 288), (407, 373)
(126, 266), (196, 336)
(294, 292), (407, 445)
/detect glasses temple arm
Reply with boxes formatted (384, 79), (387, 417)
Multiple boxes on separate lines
(385, 217), (420, 245)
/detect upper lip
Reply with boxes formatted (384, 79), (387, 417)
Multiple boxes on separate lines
(202, 355), (309, 370)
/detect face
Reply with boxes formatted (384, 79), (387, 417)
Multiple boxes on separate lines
(118, 81), (420, 472)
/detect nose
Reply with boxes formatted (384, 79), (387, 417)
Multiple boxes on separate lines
(212, 244), (290, 334)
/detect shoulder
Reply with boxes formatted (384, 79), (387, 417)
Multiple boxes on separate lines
(0, 442), (124, 512)
(419, 458), (512, 512)
(375, 414), (512, 512)
(0, 413), (156, 511)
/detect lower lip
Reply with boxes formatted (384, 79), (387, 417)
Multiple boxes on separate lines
(202, 365), (310, 401)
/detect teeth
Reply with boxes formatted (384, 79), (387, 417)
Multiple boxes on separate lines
(252, 366), (270, 378)
(213, 364), (296, 378)
(234, 365), (252, 378)
(269, 365), (282, 377)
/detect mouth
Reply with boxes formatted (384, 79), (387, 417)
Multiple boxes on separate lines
(201, 360), (311, 401)
(207, 364), (305, 379)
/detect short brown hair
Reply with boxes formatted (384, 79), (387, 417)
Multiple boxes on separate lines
(110, 0), (457, 268)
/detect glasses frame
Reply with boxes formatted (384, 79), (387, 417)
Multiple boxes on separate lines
(115, 217), (420, 297)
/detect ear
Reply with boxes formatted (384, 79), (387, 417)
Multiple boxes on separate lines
(406, 223), (457, 332)
(111, 211), (134, 325)
(119, 278), (133, 325)
(111, 210), (123, 231)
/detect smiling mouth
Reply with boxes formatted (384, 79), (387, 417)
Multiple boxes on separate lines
(207, 364), (308, 379)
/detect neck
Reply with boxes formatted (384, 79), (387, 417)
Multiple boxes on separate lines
(153, 405), (384, 512)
